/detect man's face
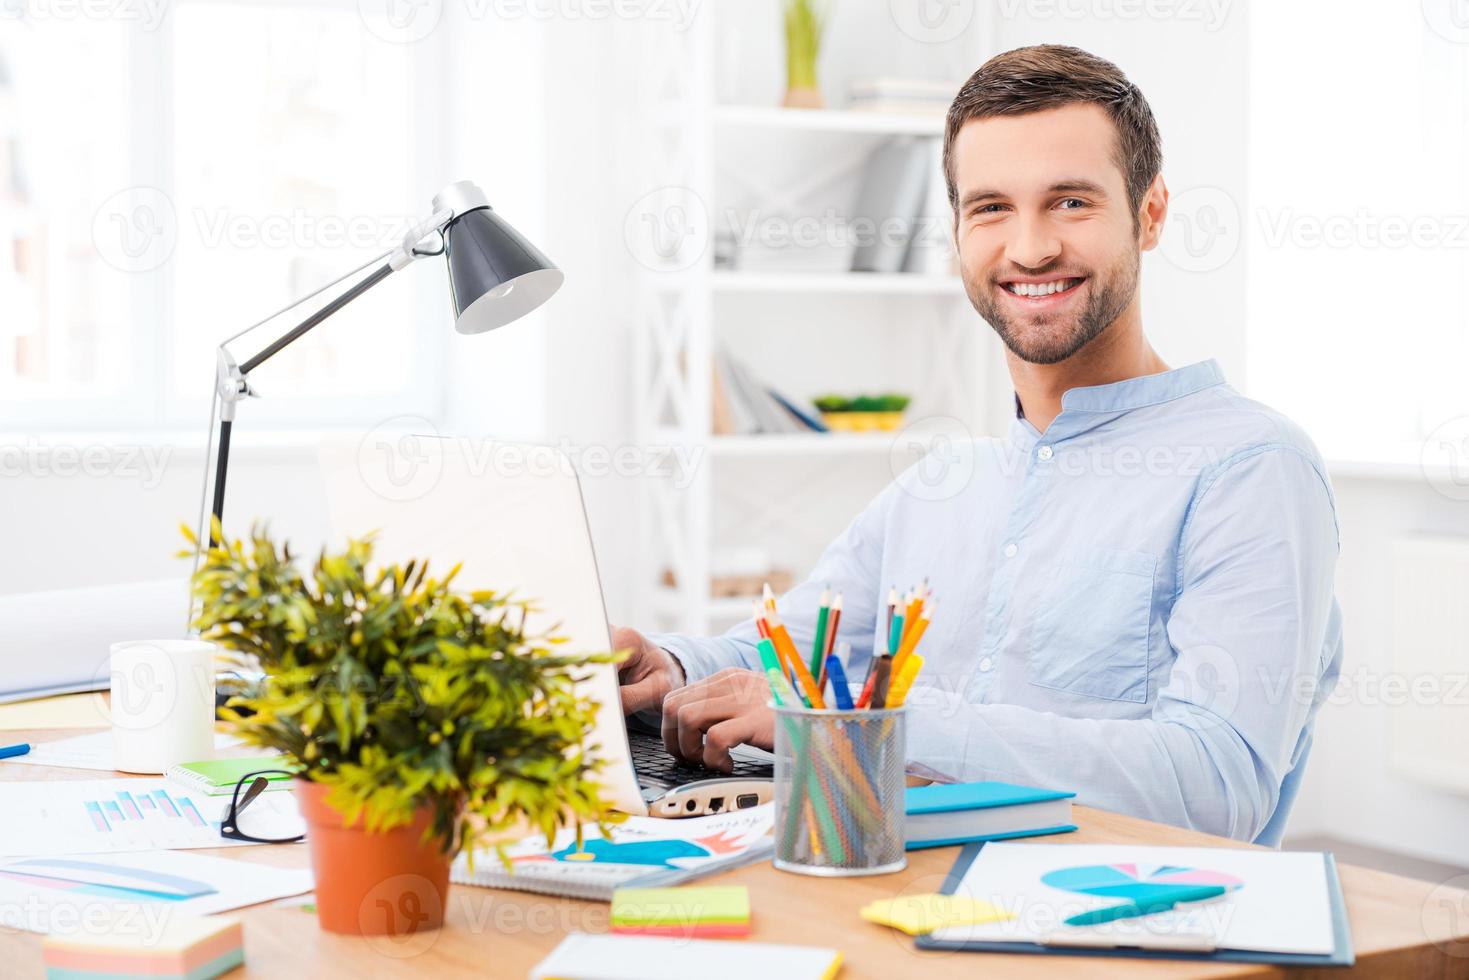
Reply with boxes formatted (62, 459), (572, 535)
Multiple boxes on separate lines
(952, 104), (1145, 365)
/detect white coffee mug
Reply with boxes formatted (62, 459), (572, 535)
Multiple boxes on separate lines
(110, 639), (217, 774)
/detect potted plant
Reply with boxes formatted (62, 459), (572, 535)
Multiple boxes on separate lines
(782, 0), (827, 109)
(813, 393), (912, 432)
(184, 522), (615, 937)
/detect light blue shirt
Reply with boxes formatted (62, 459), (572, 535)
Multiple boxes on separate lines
(652, 361), (1342, 845)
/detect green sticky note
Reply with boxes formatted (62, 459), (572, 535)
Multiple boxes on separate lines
(611, 886), (750, 927)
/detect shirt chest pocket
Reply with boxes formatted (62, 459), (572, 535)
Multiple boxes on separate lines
(1027, 547), (1156, 704)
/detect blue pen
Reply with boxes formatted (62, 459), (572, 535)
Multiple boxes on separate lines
(1063, 885), (1228, 927)
(824, 654), (854, 710)
(0, 743), (31, 761)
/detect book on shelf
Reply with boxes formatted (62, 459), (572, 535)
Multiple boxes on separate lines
(849, 76), (956, 117)
(711, 349), (828, 436)
(851, 136), (933, 274)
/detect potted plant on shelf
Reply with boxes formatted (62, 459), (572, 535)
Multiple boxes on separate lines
(813, 393), (912, 432)
(184, 522), (615, 937)
(782, 0), (827, 109)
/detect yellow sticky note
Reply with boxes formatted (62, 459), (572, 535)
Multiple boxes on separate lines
(0, 693), (109, 731)
(860, 893), (1013, 936)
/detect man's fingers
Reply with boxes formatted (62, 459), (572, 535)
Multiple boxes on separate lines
(620, 674), (663, 716)
(702, 715), (761, 772)
(671, 694), (744, 762)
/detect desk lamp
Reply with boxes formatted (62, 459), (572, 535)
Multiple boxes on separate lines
(190, 180), (562, 590)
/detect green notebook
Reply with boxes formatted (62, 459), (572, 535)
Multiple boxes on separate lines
(165, 756), (298, 796)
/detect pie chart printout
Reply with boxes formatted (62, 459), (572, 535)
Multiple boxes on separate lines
(1041, 863), (1245, 904)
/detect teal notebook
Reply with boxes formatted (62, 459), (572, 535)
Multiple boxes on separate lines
(905, 781), (1077, 850)
(165, 757), (297, 796)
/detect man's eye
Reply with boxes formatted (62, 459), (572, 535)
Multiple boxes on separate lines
(973, 203), (1007, 216)
(1057, 198), (1088, 210)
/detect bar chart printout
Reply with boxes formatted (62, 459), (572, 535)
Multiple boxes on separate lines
(0, 779), (302, 857)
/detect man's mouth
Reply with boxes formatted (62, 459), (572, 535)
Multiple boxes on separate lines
(999, 276), (1086, 298)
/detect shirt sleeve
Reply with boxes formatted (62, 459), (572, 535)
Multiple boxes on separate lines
(647, 479), (893, 685)
(905, 445), (1341, 841)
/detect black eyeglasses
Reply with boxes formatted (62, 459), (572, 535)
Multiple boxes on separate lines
(220, 769), (306, 844)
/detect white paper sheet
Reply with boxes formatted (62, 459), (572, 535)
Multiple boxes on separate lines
(0, 850), (313, 935)
(928, 842), (1338, 956)
(7, 732), (247, 772)
(0, 778), (303, 857)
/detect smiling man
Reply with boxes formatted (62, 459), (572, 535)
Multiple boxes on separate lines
(614, 45), (1342, 845)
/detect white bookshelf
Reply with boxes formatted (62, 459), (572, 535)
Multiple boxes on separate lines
(625, 11), (998, 635)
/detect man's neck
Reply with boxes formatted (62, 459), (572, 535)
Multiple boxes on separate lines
(1008, 311), (1169, 433)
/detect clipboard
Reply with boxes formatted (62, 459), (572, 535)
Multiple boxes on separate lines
(914, 841), (1355, 967)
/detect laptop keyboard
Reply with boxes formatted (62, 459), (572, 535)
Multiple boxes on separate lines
(628, 729), (773, 792)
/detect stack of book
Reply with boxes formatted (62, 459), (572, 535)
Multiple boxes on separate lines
(711, 349), (828, 436)
(849, 77), (957, 116)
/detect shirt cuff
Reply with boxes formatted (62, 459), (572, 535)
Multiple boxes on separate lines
(643, 631), (749, 686)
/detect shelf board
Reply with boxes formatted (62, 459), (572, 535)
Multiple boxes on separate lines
(714, 104), (945, 137)
(710, 433), (924, 457)
(712, 270), (962, 296)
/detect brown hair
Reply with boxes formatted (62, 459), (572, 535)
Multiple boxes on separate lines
(943, 45), (1162, 218)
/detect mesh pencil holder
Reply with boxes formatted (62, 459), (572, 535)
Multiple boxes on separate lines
(772, 703), (908, 877)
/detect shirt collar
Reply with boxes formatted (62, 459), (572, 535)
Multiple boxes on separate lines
(1013, 359), (1227, 419)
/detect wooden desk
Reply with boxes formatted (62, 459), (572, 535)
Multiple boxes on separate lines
(3, 727), (1467, 978)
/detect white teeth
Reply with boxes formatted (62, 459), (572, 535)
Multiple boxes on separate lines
(1007, 278), (1079, 297)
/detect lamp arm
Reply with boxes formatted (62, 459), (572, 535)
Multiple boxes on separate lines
(198, 204), (456, 556)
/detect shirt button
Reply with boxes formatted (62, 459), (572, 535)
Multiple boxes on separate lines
(1037, 445), (1053, 461)
(1003, 543), (1018, 558)
(979, 657), (994, 672)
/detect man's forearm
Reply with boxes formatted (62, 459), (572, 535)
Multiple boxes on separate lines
(645, 631), (761, 685)
(904, 689), (1290, 841)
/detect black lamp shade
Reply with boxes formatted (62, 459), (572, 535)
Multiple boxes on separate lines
(444, 206), (564, 335)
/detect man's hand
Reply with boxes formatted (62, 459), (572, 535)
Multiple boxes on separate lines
(613, 625), (685, 717)
(661, 667), (775, 772)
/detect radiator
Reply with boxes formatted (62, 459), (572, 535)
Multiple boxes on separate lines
(1390, 534), (1469, 795)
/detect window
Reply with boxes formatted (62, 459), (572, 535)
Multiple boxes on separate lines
(1247, 4), (1468, 463)
(0, 1), (447, 430)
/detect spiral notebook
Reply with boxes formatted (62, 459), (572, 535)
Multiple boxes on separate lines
(450, 804), (774, 901)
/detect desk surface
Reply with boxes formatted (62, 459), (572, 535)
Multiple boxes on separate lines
(3, 727), (1467, 979)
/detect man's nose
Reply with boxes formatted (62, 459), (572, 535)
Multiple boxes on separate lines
(1005, 214), (1062, 271)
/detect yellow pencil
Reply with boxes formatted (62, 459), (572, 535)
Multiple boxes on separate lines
(891, 604), (931, 678)
(887, 654), (925, 708)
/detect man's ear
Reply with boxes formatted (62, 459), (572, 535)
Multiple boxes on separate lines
(1137, 175), (1169, 251)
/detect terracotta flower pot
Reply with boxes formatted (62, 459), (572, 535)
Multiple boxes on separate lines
(295, 779), (453, 936)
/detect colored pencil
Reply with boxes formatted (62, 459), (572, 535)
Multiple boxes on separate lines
(809, 586), (831, 679)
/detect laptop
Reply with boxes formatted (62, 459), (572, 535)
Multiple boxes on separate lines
(320, 434), (773, 818)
